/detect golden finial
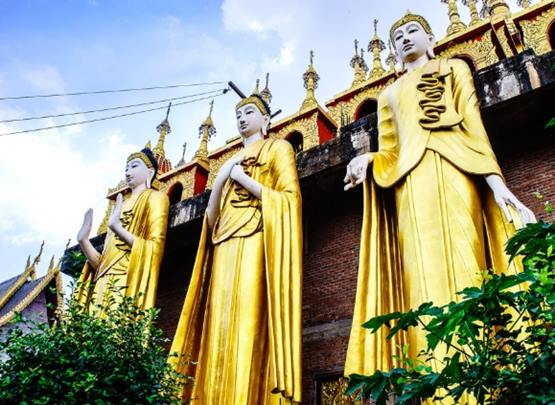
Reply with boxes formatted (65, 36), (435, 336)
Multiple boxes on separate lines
(300, 50), (320, 111)
(25, 255), (31, 269)
(177, 142), (187, 167)
(485, 0), (511, 19)
(385, 39), (397, 72)
(145, 140), (152, 149)
(28, 241), (44, 281)
(154, 102), (172, 157)
(48, 255), (55, 272)
(260, 72), (272, 104)
(253, 79), (260, 95)
(517, 0), (530, 8)
(368, 19), (386, 80)
(462, 0), (482, 25)
(441, 0), (467, 36)
(350, 39), (368, 87)
(194, 101), (216, 163)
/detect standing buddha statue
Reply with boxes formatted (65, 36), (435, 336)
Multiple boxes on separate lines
(76, 147), (169, 310)
(169, 88), (303, 404)
(343, 11), (535, 379)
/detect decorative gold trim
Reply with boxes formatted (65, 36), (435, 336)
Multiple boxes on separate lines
(327, 81), (391, 124)
(437, 29), (499, 69)
(271, 112), (319, 150)
(519, 5), (555, 55)
(319, 376), (362, 404)
(160, 168), (196, 201)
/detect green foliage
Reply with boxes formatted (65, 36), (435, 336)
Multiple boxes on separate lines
(0, 284), (191, 405)
(347, 218), (555, 404)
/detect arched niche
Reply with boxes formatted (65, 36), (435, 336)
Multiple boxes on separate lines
(354, 98), (378, 120)
(453, 54), (477, 72)
(168, 182), (184, 205)
(285, 131), (304, 154)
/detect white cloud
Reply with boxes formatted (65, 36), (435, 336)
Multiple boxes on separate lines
(20, 65), (66, 93)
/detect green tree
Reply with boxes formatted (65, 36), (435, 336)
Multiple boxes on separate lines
(346, 214), (555, 404)
(0, 284), (191, 405)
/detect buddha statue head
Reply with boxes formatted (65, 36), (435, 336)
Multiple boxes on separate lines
(389, 11), (435, 65)
(235, 93), (271, 138)
(125, 147), (158, 190)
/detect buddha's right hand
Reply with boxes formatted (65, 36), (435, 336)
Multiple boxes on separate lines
(344, 153), (373, 191)
(77, 208), (93, 243)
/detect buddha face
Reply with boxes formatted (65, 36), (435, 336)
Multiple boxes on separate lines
(236, 103), (270, 138)
(125, 158), (154, 189)
(392, 21), (434, 63)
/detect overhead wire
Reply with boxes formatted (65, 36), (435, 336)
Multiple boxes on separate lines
(0, 90), (228, 137)
(0, 81), (227, 101)
(0, 88), (227, 123)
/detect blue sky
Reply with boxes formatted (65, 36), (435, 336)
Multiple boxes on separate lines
(0, 0), (525, 283)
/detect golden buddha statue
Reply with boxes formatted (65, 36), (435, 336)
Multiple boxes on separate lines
(75, 147), (169, 310)
(169, 90), (303, 404)
(343, 11), (535, 379)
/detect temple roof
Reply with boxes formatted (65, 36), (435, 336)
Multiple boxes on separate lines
(0, 246), (63, 327)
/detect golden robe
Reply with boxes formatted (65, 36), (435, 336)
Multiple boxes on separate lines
(169, 138), (303, 404)
(76, 189), (169, 311)
(345, 59), (522, 376)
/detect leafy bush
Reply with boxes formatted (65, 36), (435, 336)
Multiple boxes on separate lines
(347, 216), (555, 404)
(0, 284), (191, 405)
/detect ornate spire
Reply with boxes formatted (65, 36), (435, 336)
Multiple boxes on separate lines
(260, 73), (272, 104)
(253, 79), (260, 96)
(152, 103), (173, 174)
(154, 102), (172, 156)
(350, 39), (368, 87)
(441, 0), (467, 35)
(194, 100), (216, 163)
(300, 50), (320, 111)
(145, 140), (152, 149)
(385, 39), (397, 72)
(367, 19), (386, 80)
(487, 0), (511, 18)
(462, 0), (482, 25)
(177, 141), (187, 167)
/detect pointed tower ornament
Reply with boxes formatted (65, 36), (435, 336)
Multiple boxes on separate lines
(260, 73), (272, 105)
(385, 39), (397, 72)
(462, 0), (482, 25)
(350, 39), (369, 87)
(300, 50), (320, 111)
(441, 0), (468, 35)
(154, 102), (172, 156)
(367, 19), (386, 80)
(517, 0), (531, 8)
(194, 100), (216, 163)
(152, 102), (173, 174)
(177, 141), (187, 167)
(487, 0), (511, 18)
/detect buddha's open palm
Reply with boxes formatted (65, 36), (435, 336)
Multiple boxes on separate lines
(77, 209), (93, 243)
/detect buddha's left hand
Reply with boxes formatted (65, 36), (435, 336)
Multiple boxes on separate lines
(486, 174), (536, 226)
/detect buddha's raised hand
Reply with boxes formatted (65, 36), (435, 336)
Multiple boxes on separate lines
(77, 208), (93, 243)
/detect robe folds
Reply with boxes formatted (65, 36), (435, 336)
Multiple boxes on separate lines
(76, 188), (169, 311)
(345, 59), (522, 377)
(169, 138), (303, 404)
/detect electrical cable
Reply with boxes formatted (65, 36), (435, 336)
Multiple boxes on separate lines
(0, 88), (226, 123)
(0, 81), (226, 101)
(0, 90), (228, 137)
